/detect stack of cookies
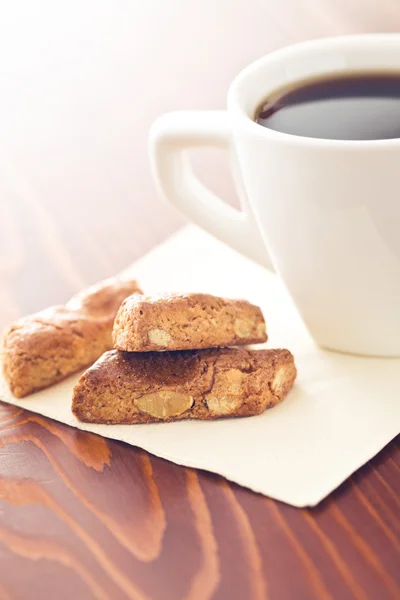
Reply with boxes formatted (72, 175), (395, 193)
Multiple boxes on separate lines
(72, 292), (297, 424)
(2, 274), (296, 424)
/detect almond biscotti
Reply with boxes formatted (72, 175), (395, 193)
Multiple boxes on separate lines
(72, 347), (296, 424)
(113, 293), (267, 352)
(3, 275), (142, 398)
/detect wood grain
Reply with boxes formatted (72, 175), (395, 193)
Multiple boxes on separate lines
(0, 406), (398, 599)
(0, 2), (399, 598)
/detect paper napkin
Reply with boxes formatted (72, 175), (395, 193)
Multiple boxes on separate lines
(1, 226), (399, 506)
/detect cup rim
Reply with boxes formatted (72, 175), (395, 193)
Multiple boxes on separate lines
(227, 33), (400, 148)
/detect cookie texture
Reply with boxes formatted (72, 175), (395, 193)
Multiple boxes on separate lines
(3, 275), (142, 398)
(113, 293), (267, 352)
(72, 347), (296, 424)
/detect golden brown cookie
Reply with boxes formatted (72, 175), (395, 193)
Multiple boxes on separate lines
(72, 347), (296, 424)
(112, 293), (267, 352)
(3, 275), (142, 398)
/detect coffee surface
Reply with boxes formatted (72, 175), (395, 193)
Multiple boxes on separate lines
(255, 72), (400, 140)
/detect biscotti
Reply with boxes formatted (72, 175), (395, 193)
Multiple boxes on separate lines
(3, 275), (142, 398)
(72, 348), (296, 424)
(113, 293), (267, 352)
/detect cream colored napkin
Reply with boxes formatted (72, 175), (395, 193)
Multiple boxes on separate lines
(1, 226), (399, 507)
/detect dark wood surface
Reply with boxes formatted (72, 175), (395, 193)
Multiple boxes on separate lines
(0, 2), (399, 598)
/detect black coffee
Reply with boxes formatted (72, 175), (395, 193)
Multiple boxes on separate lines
(255, 72), (400, 140)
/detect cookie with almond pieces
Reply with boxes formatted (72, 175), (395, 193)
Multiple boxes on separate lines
(113, 293), (267, 352)
(72, 347), (296, 424)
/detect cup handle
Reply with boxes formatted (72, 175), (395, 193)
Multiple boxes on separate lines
(149, 110), (273, 269)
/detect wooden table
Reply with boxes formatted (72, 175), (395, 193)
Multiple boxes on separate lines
(0, 2), (399, 598)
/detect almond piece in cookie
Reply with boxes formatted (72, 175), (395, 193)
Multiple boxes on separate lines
(112, 293), (267, 352)
(72, 347), (296, 424)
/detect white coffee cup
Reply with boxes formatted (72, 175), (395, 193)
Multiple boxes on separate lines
(149, 34), (400, 357)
